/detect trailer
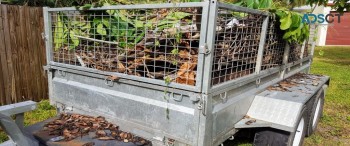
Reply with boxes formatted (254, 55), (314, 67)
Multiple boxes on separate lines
(0, 1), (329, 146)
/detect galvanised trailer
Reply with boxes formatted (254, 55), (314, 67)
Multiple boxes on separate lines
(0, 1), (329, 146)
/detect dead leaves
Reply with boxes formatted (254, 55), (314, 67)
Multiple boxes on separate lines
(268, 81), (295, 92)
(176, 62), (196, 86)
(267, 73), (321, 92)
(54, 8), (202, 87)
(107, 75), (120, 81)
(245, 119), (257, 125)
(43, 114), (150, 145)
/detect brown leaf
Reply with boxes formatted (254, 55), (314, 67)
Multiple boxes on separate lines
(140, 139), (147, 145)
(279, 81), (295, 88)
(98, 136), (115, 141)
(119, 132), (128, 139)
(96, 130), (106, 137)
(111, 131), (118, 137)
(83, 127), (90, 133)
(178, 50), (190, 59)
(82, 142), (95, 146)
(176, 71), (196, 86)
(109, 125), (118, 131)
(107, 75), (120, 81)
(54, 120), (65, 125)
(175, 62), (196, 85)
(41, 114), (151, 144)
(117, 62), (126, 73)
(243, 115), (251, 119)
(70, 128), (79, 134)
(245, 119), (256, 125)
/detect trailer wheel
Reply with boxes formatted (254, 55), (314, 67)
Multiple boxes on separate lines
(253, 109), (307, 146)
(306, 89), (325, 137)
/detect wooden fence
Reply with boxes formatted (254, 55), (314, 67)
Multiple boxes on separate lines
(0, 5), (48, 105)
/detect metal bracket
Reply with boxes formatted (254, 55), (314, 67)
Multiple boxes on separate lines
(256, 78), (261, 85)
(170, 93), (183, 102)
(189, 93), (201, 102)
(58, 70), (66, 77)
(43, 65), (53, 76)
(41, 32), (48, 41)
(220, 92), (227, 103)
(43, 65), (52, 72)
(198, 95), (206, 116)
(199, 44), (210, 55)
(104, 77), (114, 87)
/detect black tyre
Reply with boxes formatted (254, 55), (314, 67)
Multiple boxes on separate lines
(253, 109), (307, 146)
(305, 89), (325, 137)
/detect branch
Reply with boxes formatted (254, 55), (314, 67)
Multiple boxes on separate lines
(73, 35), (119, 45)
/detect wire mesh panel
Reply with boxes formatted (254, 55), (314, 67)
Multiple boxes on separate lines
(304, 40), (310, 58)
(50, 7), (203, 86)
(211, 8), (264, 86)
(261, 16), (286, 70)
(288, 43), (302, 63)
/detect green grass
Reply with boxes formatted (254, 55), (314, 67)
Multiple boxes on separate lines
(304, 46), (350, 146)
(0, 100), (56, 143)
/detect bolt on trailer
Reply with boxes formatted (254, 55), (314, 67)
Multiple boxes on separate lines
(0, 0), (329, 146)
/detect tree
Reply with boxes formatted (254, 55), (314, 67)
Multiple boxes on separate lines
(1, 0), (55, 6)
(308, 0), (350, 12)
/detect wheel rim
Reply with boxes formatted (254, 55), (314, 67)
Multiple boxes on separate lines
(312, 98), (322, 128)
(293, 117), (305, 146)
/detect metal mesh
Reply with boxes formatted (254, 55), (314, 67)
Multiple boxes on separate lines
(304, 39), (310, 57)
(261, 16), (286, 70)
(51, 8), (202, 86)
(211, 8), (264, 86)
(288, 43), (302, 63)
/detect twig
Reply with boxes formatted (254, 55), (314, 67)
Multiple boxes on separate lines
(73, 35), (119, 45)
(143, 60), (154, 79)
(75, 55), (86, 67)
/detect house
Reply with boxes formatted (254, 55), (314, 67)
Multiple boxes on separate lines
(326, 1), (350, 45)
(295, 0), (350, 46)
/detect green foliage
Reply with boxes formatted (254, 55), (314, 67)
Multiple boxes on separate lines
(163, 76), (172, 119)
(37, 100), (55, 110)
(54, 15), (66, 51)
(54, 12), (92, 50)
(164, 76), (172, 85)
(234, 0), (272, 9)
(307, 0), (349, 13)
(52, 0), (193, 51)
(232, 0), (310, 44)
(274, 9), (309, 44)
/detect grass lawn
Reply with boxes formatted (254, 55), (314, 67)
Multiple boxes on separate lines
(304, 46), (350, 146)
(0, 46), (349, 145)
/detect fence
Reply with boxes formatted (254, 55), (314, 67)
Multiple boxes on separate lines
(0, 5), (47, 105)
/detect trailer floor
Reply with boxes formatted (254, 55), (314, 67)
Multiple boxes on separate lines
(24, 117), (141, 146)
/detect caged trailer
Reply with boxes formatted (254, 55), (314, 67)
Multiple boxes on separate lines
(0, 0), (329, 146)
